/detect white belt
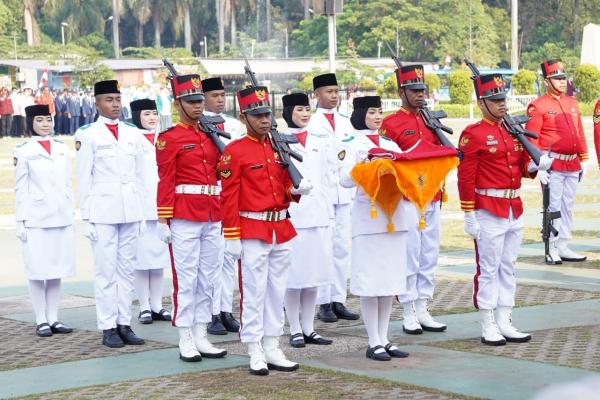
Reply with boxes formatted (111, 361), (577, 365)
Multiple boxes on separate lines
(548, 151), (577, 161)
(240, 210), (288, 222)
(175, 184), (221, 195)
(475, 188), (521, 199)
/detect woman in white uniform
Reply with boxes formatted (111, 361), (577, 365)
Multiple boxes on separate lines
(14, 104), (75, 337)
(130, 99), (171, 324)
(282, 93), (335, 348)
(338, 96), (411, 361)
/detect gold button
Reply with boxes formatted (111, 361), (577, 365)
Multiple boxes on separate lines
(270, 176), (273, 180)
(507, 152), (511, 155)
(273, 192), (276, 196)
(203, 160), (206, 163)
(512, 178), (515, 181)
(509, 165), (513, 168)
(201, 143), (204, 147)
(267, 159), (271, 163)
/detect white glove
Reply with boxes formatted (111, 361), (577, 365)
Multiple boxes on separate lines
(83, 221), (98, 241)
(357, 149), (369, 162)
(463, 212), (481, 240)
(225, 239), (242, 260)
(537, 170), (550, 185)
(290, 179), (313, 195)
(138, 219), (147, 236)
(579, 160), (588, 182)
(157, 222), (171, 244)
(15, 221), (27, 242)
(528, 154), (553, 173)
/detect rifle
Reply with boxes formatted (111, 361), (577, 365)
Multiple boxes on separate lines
(542, 183), (561, 263)
(463, 56), (541, 165)
(239, 48), (304, 188)
(384, 42), (457, 152)
(162, 58), (231, 153)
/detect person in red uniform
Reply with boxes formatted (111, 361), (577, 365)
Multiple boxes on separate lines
(594, 99), (600, 169)
(525, 59), (589, 263)
(155, 74), (227, 362)
(380, 64), (447, 335)
(218, 86), (312, 376)
(458, 73), (552, 346)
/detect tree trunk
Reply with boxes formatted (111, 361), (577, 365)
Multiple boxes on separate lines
(304, 0), (310, 20)
(136, 20), (143, 47)
(572, 0), (580, 47)
(216, 0), (225, 53)
(184, 0), (192, 51)
(230, 0), (237, 47)
(112, 0), (120, 58)
(153, 8), (161, 48)
(266, 0), (271, 39)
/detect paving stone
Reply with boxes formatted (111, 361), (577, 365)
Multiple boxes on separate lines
(429, 325), (600, 372)
(0, 318), (175, 371)
(14, 366), (470, 400)
(0, 294), (96, 316)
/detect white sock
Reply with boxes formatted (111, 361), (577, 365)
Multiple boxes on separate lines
(377, 296), (393, 346)
(284, 289), (302, 335)
(28, 280), (47, 325)
(45, 279), (61, 325)
(360, 296), (383, 350)
(134, 270), (151, 311)
(149, 269), (165, 312)
(300, 287), (318, 335)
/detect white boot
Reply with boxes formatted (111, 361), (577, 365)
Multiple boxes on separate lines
(479, 309), (506, 346)
(263, 336), (299, 372)
(192, 323), (227, 358)
(178, 327), (202, 362)
(546, 241), (562, 265)
(414, 299), (447, 332)
(247, 342), (268, 375)
(402, 302), (423, 334)
(495, 307), (531, 343)
(557, 240), (586, 262)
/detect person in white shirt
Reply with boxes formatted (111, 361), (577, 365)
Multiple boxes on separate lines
(13, 104), (75, 337)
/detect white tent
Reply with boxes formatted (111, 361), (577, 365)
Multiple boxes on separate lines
(581, 23), (600, 69)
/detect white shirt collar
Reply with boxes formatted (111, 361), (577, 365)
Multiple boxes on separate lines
(316, 107), (336, 115)
(97, 115), (120, 125)
(354, 128), (378, 136)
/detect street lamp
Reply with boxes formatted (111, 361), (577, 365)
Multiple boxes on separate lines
(61, 22), (68, 46)
(320, 0), (343, 73)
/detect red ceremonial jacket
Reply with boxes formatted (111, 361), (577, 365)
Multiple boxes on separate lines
(155, 122), (221, 222)
(381, 107), (443, 202)
(218, 134), (299, 244)
(525, 93), (588, 172)
(457, 119), (534, 219)
(593, 99), (600, 168)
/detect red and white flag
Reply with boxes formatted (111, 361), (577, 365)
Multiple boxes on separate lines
(38, 68), (48, 89)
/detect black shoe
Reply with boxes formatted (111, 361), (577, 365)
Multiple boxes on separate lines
(545, 254), (562, 265)
(249, 367), (269, 376)
(138, 310), (153, 324)
(303, 332), (333, 345)
(289, 333), (306, 348)
(151, 309), (172, 321)
(207, 315), (228, 335)
(481, 337), (507, 346)
(50, 322), (73, 334)
(220, 311), (240, 333)
(332, 302), (360, 320)
(384, 343), (409, 358)
(117, 325), (145, 345)
(180, 353), (202, 362)
(318, 303), (338, 323)
(102, 328), (125, 348)
(36, 323), (53, 337)
(366, 345), (391, 361)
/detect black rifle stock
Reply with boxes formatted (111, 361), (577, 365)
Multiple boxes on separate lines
(463, 56), (541, 165)
(239, 49), (304, 188)
(384, 42), (457, 152)
(541, 183), (561, 263)
(162, 58), (231, 153)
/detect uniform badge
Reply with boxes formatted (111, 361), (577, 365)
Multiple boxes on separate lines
(219, 169), (232, 179)
(486, 140), (498, 146)
(156, 139), (166, 151)
(415, 68), (423, 78)
(514, 144), (523, 151)
(486, 135), (495, 141)
(459, 137), (469, 147)
(75, 141), (81, 151)
(489, 147), (497, 153)
(221, 154), (231, 164)
(13, 157), (17, 166)
(594, 113), (600, 124)
(191, 77), (201, 88)
(255, 89), (266, 101)
(379, 129), (387, 137)
(547, 110), (557, 115)
(274, 152), (279, 160)
(338, 150), (346, 160)
(403, 129), (416, 136)
(494, 76), (504, 87)
(183, 144), (195, 150)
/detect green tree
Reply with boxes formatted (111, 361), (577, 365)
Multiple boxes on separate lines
(448, 68), (472, 104)
(74, 56), (115, 88)
(511, 69), (536, 95)
(425, 73), (441, 92)
(574, 64), (600, 103)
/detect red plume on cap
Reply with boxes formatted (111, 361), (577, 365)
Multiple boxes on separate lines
(395, 65), (426, 90)
(474, 74), (507, 100)
(171, 74), (204, 100)
(237, 86), (271, 115)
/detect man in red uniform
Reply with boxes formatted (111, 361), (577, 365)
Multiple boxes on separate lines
(526, 59), (589, 263)
(218, 86), (312, 375)
(458, 74), (552, 346)
(380, 64), (447, 334)
(594, 99), (600, 169)
(156, 74), (227, 362)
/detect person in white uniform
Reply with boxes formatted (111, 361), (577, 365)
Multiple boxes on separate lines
(201, 77), (242, 335)
(282, 92), (335, 348)
(338, 96), (410, 361)
(308, 73), (360, 323)
(14, 104), (75, 337)
(76, 80), (146, 348)
(129, 99), (172, 324)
